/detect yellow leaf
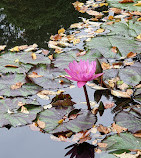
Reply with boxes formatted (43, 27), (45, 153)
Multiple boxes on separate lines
(111, 89), (133, 98)
(31, 53), (37, 60)
(133, 1), (141, 6)
(95, 29), (104, 33)
(99, 3), (108, 7)
(58, 119), (64, 124)
(137, 17), (141, 21)
(136, 33), (141, 41)
(58, 28), (65, 34)
(73, 38), (80, 45)
(14, 59), (19, 63)
(10, 46), (19, 52)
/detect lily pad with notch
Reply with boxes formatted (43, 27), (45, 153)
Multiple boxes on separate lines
(28, 64), (71, 89)
(0, 73), (42, 97)
(37, 107), (97, 134)
(0, 97), (42, 128)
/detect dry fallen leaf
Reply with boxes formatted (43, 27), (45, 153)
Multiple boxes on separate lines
(126, 52), (137, 58)
(136, 33), (141, 41)
(110, 8), (122, 14)
(112, 122), (127, 133)
(10, 82), (24, 90)
(10, 46), (19, 52)
(95, 148), (102, 153)
(108, 15), (114, 20)
(0, 45), (6, 51)
(114, 151), (141, 158)
(111, 89), (133, 98)
(97, 124), (110, 134)
(37, 119), (45, 129)
(118, 83), (129, 90)
(87, 83), (107, 90)
(95, 29), (105, 33)
(73, 38), (81, 45)
(29, 123), (40, 132)
(101, 62), (111, 70)
(21, 106), (29, 114)
(137, 17), (141, 21)
(104, 102), (115, 109)
(86, 10), (103, 17)
(111, 46), (118, 53)
(119, 0), (134, 3)
(98, 142), (107, 148)
(31, 53), (37, 60)
(58, 28), (65, 34)
(134, 132), (141, 138)
(5, 65), (18, 68)
(28, 72), (43, 78)
(18, 45), (28, 50)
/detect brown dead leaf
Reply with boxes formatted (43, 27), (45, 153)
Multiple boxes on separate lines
(97, 124), (110, 134)
(48, 54), (53, 60)
(37, 119), (45, 129)
(112, 122), (127, 133)
(101, 62), (111, 70)
(21, 106), (29, 114)
(114, 151), (141, 158)
(134, 132), (141, 138)
(108, 15), (114, 20)
(111, 46), (118, 53)
(5, 65), (18, 68)
(111, 89), (133, 98)
(119, 0), (134, 3)
(98, 142), (107, 148)
(131, 11), (141, 16)
(91, 107), (98, 115)
(50, 34), (62, 41)
(0, 45), (6, 51)
(10, 82), (24, 90)
(106, 21), (114, 25)
(126, 52), (137, 58)
(72, 1), (84, 11)
(76, 51), (86, 57)
(28, 72), (43, 78)
(29, 123), (40, 131)
(95, 148), (102, 153)
(124, 61), (134, 66)
(137, 17), (141, 21)
(86, 10), (103, 17)
(110, 8), (122, 14)
(18, 45), (28, 50)
(31, 53), (37, 60)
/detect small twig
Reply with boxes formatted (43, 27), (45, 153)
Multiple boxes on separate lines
(83, 85), (91, 111)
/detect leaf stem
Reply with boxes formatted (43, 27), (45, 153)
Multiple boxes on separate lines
(83, 85), (91, 111)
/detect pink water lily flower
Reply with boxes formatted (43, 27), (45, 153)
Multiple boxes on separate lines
(64, 60), (103, 88)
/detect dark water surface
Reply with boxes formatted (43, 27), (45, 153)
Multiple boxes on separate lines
(0, 0), (87, 49)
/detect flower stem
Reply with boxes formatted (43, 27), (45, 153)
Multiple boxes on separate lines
(83, 85), (91, 111)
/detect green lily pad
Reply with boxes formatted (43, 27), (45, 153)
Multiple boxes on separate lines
(0, 74), (42, 97)
(54, 50), (103, 70)
(0, 98), (42, 127)
(134, 88), (141, 103)
(28, 64), (71, 89)
(86, 36), (141, 59)
(107, 0), (141, 12)
(102, 133), (141, 153)
(102, 20), (141, 39)
(0, 52), (50, 65)
(103, 62), (141, 87)
(0, 60), (33, 74)
(38, 107), (97, 133)
(115, 106), (141, 133)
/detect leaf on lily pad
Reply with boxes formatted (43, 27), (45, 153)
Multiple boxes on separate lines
(114, 105), (141, 133)
(107, 0), (141, 11)
(0, 52), (50, 65)
(0, 74), (42, 97)
(101, 133), (141, 153)
(0, 98), (42, 127)
(86, 36), (141, 59)
(37, 107), (97, 133)
(28, 65), (71, 89)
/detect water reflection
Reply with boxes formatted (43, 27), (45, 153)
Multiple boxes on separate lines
(0, 0), (87, 48)
(65, 142), (95, 158)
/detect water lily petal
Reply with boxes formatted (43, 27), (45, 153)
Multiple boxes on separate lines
(77, 81), (87, 88)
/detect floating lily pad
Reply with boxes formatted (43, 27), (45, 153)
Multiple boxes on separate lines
(28, 65), (71, 89)
(103, 62), (141, 87)
(115, 106), (141, 133)
(86, 36), (141, 59)
(38, 107), (97, 133)
(0, 98), (42, 127)
(102, 133), (141, 153)
(54, 50), (103, 70)
(0, 74), (42, 97)
(107, 0), (141, 11)
(102, 20), (141, 39)
(134, 88), (141, 102)
(0, 52), (50, 65)
(0, 60), (33, 74)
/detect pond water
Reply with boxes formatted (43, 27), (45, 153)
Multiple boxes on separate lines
(0, 0), (141, 158)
